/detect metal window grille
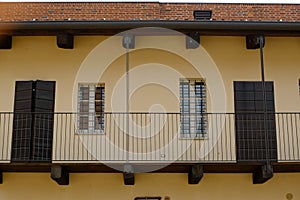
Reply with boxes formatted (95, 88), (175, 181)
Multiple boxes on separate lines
(78, 83), (105, 133)
(180, 79), (207, 137)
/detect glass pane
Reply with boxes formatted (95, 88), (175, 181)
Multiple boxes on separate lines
(79, 117), (88, 130)
(95, 86), (105, 101)
(79, 87), (89, 100)
(80, 102), (89, 113)
(95, 101), (104, 113)
(95, 115), (104, 130)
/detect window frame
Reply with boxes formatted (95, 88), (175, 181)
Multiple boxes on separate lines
(77, 83), (105, 134)
(179, 78), (207, 138)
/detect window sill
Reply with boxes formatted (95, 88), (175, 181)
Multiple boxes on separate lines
(179, 133), (208, 140)
(76, 129), (105, 135)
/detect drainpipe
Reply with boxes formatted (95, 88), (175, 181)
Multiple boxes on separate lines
(259, 36), (270, 167)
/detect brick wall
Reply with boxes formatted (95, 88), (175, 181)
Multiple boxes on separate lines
(0, 2), (299, 22)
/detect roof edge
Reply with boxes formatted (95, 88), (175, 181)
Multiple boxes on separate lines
(0, 20), (300, 36)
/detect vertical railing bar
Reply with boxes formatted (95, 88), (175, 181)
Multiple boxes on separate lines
(135, 113), (138, 161)
(218, 113), (221, 161)
(226, 113), (229, 161)
(219, 113), (222, 162)
(295, 113), (300, 161)
(66, 113), (70, 161)
(72, 114), (75, 161)
(5, 113), (9, 161)
(230, 113), (233, 162)
(281, 113), (284, 161)
(176, 113), (179, 162)
(117, 114), (120, 160)
(1, 113), (4, 160)
(59, 113), (62, 161)
(54, 113), (57, 161)
(113, 113), (116, 161)
(159, 113), (162, 161)
(285, 113), (291, 161)
(107, 113), (110, 161)
(222, 113), (225, 162)
(143, 113), (146, 161)
(240, 113), (244, 161)
(0, 113), (4, 160)
(150, 113), (152, 161)
(275, 113), (281, 161)
(154, 113), (156, 161)
(64, 112), (69, 161)
(171, 114), (178, 160)
(290, 113), (295, 160)
(254, 113), (258, 161)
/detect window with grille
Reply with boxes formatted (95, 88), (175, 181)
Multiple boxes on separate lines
(180, 79), (207, 137)
(78, 83), (105, 133)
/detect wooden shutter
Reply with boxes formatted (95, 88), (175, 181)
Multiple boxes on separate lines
(31, 80), (55, 161)
(12, 80), (55, 162)
(234, 81), (277, 162)
(11, 81), (34, 161)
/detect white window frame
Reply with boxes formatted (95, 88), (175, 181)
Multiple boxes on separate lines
(77, 83), (105, 134)
(180, 78), (207, 138)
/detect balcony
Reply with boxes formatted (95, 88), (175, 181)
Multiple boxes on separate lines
(0, 112), (299, 173)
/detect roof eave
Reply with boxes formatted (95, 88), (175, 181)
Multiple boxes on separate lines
(0, 20), (300, 36)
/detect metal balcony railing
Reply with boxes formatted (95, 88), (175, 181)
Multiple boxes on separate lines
(0, 112), (299, 163)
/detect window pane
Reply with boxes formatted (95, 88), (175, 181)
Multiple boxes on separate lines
(95, 101), (104, 113)
(95, 115), (104, 130)
(79, 87), (89, 101)
(79, 117), (88, 130)
(79, 102), (89, 113)
(95, 86), (105, 101)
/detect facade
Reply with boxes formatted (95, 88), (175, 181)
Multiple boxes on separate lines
(0, 2), (300, 200)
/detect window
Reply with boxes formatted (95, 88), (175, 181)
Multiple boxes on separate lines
(78, 83), (105, 133)
(180, 79), (207, 137)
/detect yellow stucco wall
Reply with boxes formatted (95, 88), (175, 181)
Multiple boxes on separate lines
(0, 36), (299, 112)
(0, 35), (299, 162)
(0, 35), (299, 199)
(0, 173), (298, 200)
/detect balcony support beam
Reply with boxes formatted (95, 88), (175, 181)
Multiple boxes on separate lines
(123, 164), (135, 185)
(0, 35), (12, 49)
(253, 164), (273, 184)
(188, 164), (203, 184)
(51, 165), (69, 185)
(57, 33), (74, 49)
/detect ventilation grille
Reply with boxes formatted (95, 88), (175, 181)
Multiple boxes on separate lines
(193, 10), (212, 20)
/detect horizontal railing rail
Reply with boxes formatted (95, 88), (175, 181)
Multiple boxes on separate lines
(0, 112), (299, 163)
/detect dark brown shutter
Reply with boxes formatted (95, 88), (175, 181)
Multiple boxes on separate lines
(11, 81), (34, 161)
(12, 80), (55, 162)
(31, 80), (55, 161)
(234, 81), (277, 162)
